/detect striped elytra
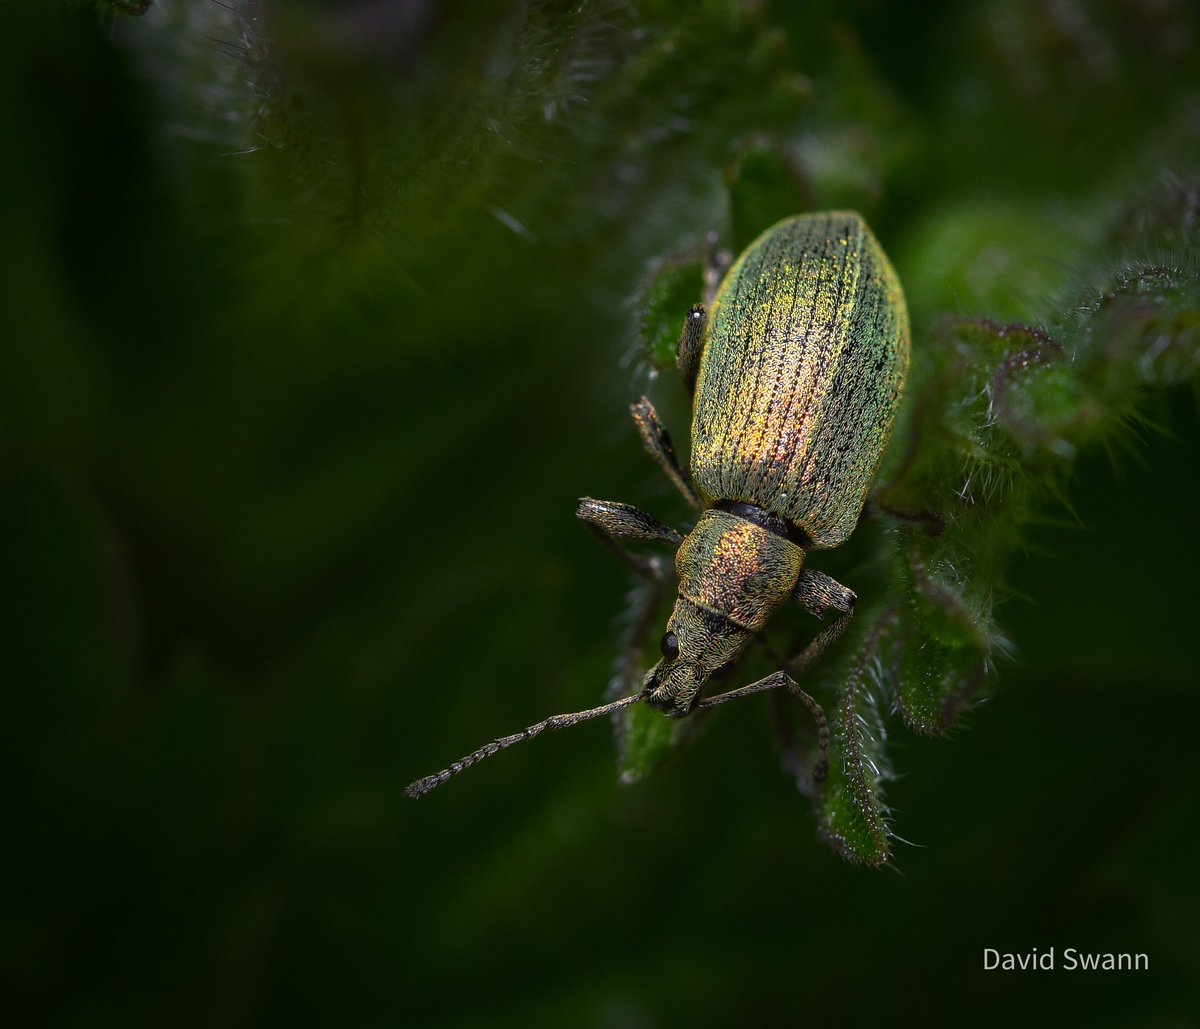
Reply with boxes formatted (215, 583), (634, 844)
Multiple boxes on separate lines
(690, 211), (910, 549)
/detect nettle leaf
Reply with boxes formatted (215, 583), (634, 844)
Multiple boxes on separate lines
(638, 253), (706, 374)
(815, 608), (896, 866)
(613, 703), (708, 786)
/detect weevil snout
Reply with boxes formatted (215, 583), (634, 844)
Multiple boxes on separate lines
(640, 597), (753, 717)
(642, 655), (706, 718)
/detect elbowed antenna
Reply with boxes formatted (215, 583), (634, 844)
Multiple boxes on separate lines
(405, 691), (646, 798)
(405, 671), (830, 798)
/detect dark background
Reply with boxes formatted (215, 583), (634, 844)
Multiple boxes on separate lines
(2, 1), (1198, 1026)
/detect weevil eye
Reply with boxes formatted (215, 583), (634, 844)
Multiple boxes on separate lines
(659, 631), (680, 661)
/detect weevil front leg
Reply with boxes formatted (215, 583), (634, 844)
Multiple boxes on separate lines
(576, 497), (682, 582)
(702, 570), (854, 786)
(787, 568), (857, 677)
(762, 570), (857, 789)
(630, 397), (703, 510)
(577, 497), (680, 733)
(699, 669), (831, 784)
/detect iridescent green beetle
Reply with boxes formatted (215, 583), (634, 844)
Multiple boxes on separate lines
(407, 211), (909, 798)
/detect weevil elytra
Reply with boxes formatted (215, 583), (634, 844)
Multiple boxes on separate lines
(407, 211), (910, 798)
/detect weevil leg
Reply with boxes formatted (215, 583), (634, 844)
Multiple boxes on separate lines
(753, 571), (857, 790)
(698, 669), (831, 784)
(577, 497), (680, 757)
(630, 396), (703, 510)
(672, 230), (730, 393)
(577, 497), (681, 582)
(694, 570), (853, 780)
(787, 568), (857, 677)
(676, 303), (707, 395)
(793, 568), (858, 619)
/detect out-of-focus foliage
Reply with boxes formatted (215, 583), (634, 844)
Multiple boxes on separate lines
(3, 0), (1199, 1025)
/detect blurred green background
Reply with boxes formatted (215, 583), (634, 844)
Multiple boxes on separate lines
(2, 1), (1199, 1025)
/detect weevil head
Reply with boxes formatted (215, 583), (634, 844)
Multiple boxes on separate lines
(642, 598), (751, 717)
(642, 508), (806, 717)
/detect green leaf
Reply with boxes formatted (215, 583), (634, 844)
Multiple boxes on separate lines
(638, 252), (706, 373)
(816, 610), (896, 866)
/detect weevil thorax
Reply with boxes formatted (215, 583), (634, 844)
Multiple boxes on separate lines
(643, 509), (804, 717)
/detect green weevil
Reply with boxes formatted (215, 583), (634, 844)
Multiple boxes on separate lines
(407, 211), (910, 798)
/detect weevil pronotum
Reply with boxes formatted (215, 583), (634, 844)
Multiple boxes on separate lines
(407, 211), (910, 798)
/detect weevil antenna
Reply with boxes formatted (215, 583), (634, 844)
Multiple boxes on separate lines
(405, 691), (646, 798)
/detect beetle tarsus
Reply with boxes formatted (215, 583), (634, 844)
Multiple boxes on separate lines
(577, 497), (682, 581)
(630, 396), (702, 509)
(676, 303), (707, 394)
